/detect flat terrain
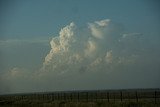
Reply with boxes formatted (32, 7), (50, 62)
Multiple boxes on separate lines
(0, 89), (160, 107)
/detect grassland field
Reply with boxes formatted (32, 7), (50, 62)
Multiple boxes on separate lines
(0, 88), (160, 107)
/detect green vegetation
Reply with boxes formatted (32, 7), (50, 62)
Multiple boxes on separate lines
(0, 100), (159, 107)
(0, 89), (160, 107)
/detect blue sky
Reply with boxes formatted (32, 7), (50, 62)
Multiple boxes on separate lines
(0, 0), (160, 93)
(1, 0), (160, 39)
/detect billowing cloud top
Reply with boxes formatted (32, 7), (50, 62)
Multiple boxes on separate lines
(1, 19), (159, 94)
(41, 19), (143, 75)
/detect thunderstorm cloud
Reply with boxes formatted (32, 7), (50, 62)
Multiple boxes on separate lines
(41, 19), (143, 75)
(0, 19), (159, 93)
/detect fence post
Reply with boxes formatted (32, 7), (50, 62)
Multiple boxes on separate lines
(63, 93), (66, 101)
(113, 93), (115, 102)
(155, 91), (157, 104)
(128, 92), (130, 101)
(71, 93), (72, 101)
(96, 92), (98, 101)
(135, 91), (138, 102)
(86, 92), (88, 102)
(42, 94), (44, 100)
(120, 91), (122, 102)
(77, 92), (79, 102)
(52, 94), (54, 101)
(107, 92), (109, 102)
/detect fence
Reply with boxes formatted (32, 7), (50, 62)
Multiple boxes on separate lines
(0, 89), (160, 103)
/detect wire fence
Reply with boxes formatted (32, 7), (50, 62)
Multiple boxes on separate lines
(0, 89), (160, 103)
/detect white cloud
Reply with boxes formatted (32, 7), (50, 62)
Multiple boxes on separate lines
(0, 38), (49, 48)
(41, 19), (143, 75)
(1, 19), (159, 93)
(88, 19), (110, 39)
(105, 50), (113, 64)
(95, 19), (110, 27)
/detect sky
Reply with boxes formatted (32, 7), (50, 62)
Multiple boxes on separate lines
(0, 0), (160, 94)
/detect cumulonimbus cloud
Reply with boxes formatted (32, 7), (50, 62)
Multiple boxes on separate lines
(1, 19), (158, 93)
(40, 19), (142, 75)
